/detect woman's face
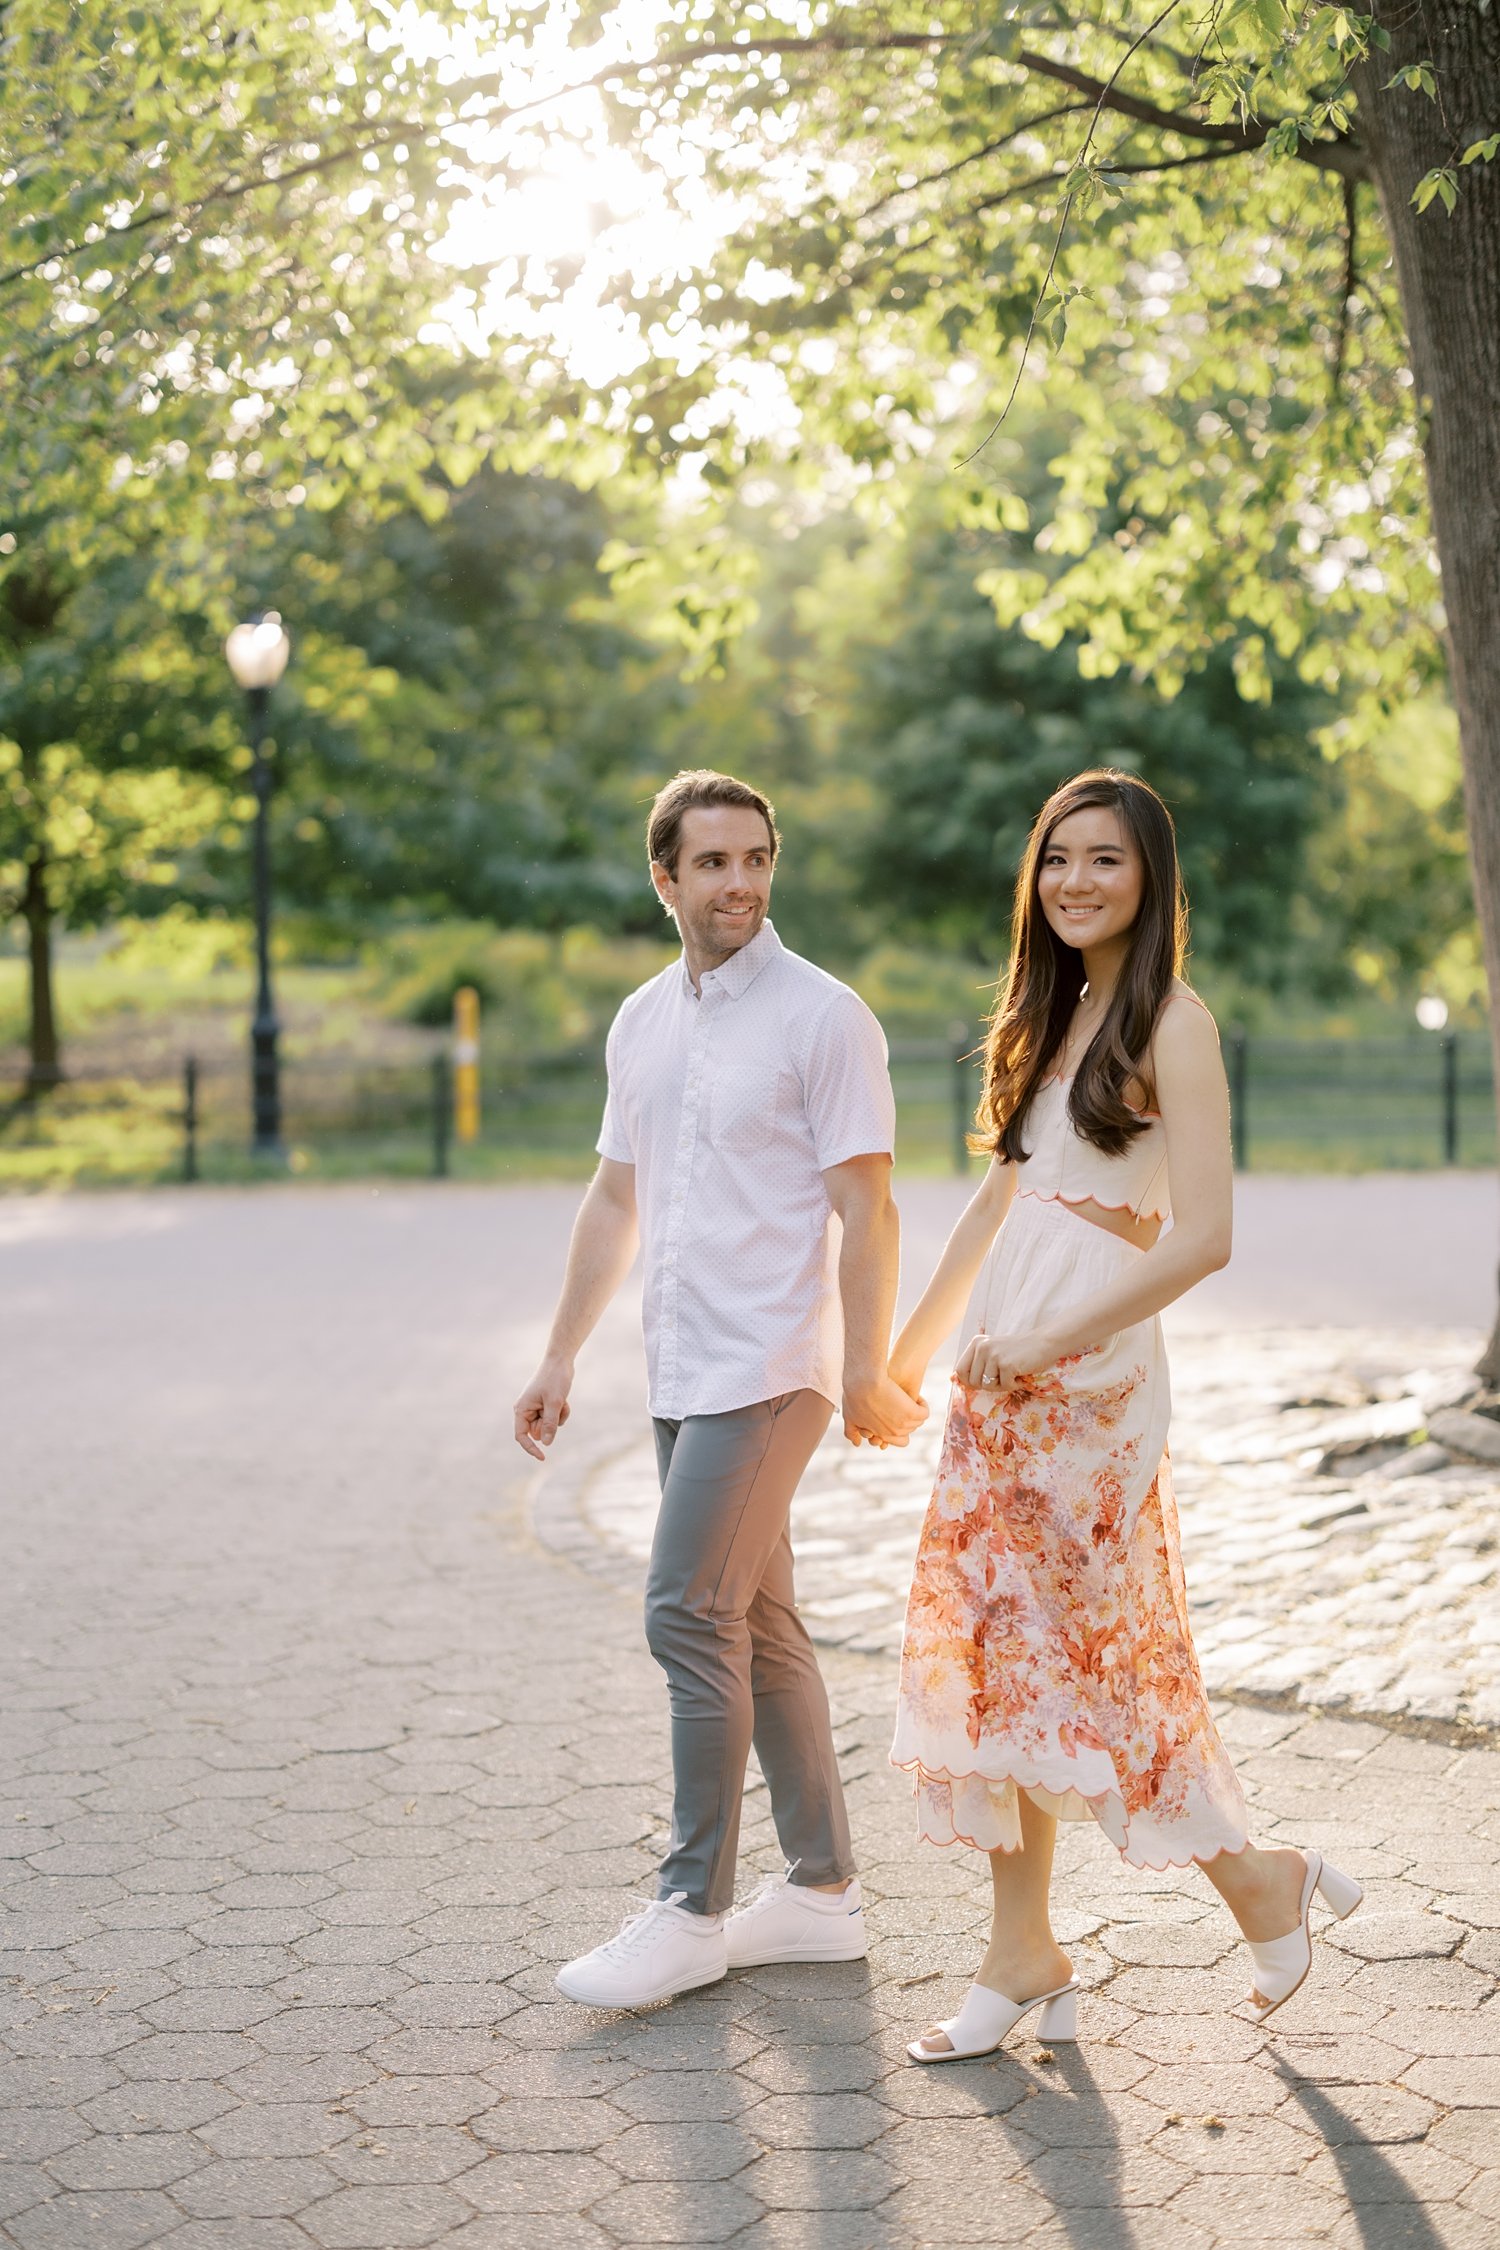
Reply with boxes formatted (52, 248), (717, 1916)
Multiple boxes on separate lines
(1037, 804), (1144, 955)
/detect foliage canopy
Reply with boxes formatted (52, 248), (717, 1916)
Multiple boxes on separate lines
(547, 0), (1493, 736)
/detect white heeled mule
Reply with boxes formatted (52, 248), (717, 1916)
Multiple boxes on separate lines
(1243, 1849), (1363, 2024)
(907, 1976), (1079, 2064)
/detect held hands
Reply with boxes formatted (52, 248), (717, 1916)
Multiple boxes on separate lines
(843, 1367), (929, 1450)
(953, 1327), (1063, 1393)
(840, 1327), (1071, 1444)
(513, 1354), (574, 1462)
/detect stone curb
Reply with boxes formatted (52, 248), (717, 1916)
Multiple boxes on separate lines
(1429, 1404), (1500, 1466)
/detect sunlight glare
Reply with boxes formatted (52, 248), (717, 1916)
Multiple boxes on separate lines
(422, 3), (800, 439)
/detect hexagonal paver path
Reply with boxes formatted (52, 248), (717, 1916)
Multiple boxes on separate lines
(4, 1185), (1500, 2248)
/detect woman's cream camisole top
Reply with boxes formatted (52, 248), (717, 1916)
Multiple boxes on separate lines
(1012, 1076), (1169, 1223)
(1011, 990), (1208, 1225)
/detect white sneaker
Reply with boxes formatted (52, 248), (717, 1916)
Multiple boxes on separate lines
(725, 1871), (867, 1968)
(554, 1893), (728, 2008)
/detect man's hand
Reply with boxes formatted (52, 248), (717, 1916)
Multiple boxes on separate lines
(514, 1159), (637, 1462)
(843, 1370), (928, 1449)
(513, 1354), (575, 1461)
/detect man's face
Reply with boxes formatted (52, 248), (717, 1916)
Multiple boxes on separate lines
(651, 804), (775, 962)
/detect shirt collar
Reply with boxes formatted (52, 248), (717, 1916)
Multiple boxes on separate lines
(680, 917), (783, 1001)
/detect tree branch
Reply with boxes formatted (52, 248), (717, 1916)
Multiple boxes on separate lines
(853, 103), (1094, 226)
(957, 0), (1192, 467)
(1332, 173), (1358, 402)
(967, 143), (1248, 217)
(573, 28), (1371, 183)
(0, 124), (430, 293)
(1011, 48), (1368, 181)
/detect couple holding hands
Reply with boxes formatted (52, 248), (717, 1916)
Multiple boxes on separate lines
(514, 765), (1361, 2061)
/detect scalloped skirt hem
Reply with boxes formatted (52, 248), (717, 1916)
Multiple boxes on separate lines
(893, 1754), (1251, 1872)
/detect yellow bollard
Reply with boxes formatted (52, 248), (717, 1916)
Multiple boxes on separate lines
(452, 984), (480, 1144)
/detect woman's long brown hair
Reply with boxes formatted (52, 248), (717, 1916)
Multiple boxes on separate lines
(974, 770), (1188, 1162)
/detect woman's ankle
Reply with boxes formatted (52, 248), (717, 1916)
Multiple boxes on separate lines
(1206, 1843), (1307, 1940)
(978, 1930), (1071, 1997)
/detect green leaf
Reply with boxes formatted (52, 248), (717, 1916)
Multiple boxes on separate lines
(1219, 0), (1289, 45)
(1411, 167), (1459, 214)
(1385, 62), (1438, 97)
(1461, 134), (1500, 165)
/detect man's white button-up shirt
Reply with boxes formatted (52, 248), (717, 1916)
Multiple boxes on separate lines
(596, 921), (896, 1421)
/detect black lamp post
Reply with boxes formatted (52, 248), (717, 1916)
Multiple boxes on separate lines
(224, 611), (291, 1157)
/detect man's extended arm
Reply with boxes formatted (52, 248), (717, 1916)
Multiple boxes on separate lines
(513, 1157), (639, 1461)
(823, 1153), (928, 1449)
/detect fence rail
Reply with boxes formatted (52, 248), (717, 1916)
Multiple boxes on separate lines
(1222, 1030), (1493, 1173)
(1, 1031), (1494, 1187)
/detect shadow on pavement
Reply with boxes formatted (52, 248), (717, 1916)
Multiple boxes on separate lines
(727, 1958), (890, 2239)
(1273, 2058), (1448, 2250)
(1014, 2039), (1138, 2249)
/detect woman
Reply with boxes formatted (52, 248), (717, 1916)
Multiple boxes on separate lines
(888, 769), (1361, 2062)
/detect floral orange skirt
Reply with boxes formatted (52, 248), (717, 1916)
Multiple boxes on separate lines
(890, 1194), (1249, 1869)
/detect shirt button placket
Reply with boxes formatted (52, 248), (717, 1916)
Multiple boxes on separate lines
(660, 992), (712, 1415)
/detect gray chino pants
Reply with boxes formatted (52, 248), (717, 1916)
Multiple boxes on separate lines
(645, 1389), (857, 1916)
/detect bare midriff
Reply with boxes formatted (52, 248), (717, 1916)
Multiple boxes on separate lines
(1056, 1194), (1162, 1252)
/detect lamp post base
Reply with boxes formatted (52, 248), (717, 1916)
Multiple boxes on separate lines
(251, 1017), (285, 1163)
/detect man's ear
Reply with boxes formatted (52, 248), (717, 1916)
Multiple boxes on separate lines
(649, 859), (675, 913)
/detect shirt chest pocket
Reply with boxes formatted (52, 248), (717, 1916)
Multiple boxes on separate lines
(708, 1065), (785, 1157)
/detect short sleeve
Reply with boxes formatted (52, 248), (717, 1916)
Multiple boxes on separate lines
(595, 1011), (635, 1163)
(800, 989), (896, 1170)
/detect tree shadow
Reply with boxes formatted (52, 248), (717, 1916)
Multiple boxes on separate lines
(884, 2032), (1137, 2250)
(1010, 2037), (1140, 2250)
(708, 1954), (890, 2250)
(1271, 2055), (1449, 2250)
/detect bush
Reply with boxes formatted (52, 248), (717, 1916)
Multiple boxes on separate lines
(850, 943), (996, 1039)
(366, 922), (678, 1056)
(105, 907), (250, 978)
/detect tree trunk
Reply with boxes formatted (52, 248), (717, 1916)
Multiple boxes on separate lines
(1352, 10), (1500, 1376)
(21, 849), (62, 1096)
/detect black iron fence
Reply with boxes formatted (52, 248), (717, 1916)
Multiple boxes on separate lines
(1, 1031), (1494, 1187)
(1221, 1029), (1493, 1172)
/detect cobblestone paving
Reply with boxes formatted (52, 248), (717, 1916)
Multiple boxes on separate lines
(5, 1186), (1500, 2249)
(581, 1327), (1500, 1738)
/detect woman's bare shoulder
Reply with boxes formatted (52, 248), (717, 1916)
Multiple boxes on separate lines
(1154, 983), (1222, 1071)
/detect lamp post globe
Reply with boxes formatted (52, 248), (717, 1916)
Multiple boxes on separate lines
(225, 612), (291, 1158)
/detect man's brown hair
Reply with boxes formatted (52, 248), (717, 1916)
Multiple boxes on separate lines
(646, 769), (781, 879)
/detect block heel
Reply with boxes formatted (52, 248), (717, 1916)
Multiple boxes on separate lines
(1316, 1860), (1364, 1921)
(1038, 1986), (1078, 2042)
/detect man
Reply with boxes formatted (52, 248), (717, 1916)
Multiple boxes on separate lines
(514, 767), (925, 2010)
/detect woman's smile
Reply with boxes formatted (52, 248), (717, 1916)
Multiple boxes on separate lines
(1037, 806), (1145, 953)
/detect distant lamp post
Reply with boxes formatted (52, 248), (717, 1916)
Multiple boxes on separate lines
(225, 612), (291, 1157)
(1417, 994), (1459, 1165)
